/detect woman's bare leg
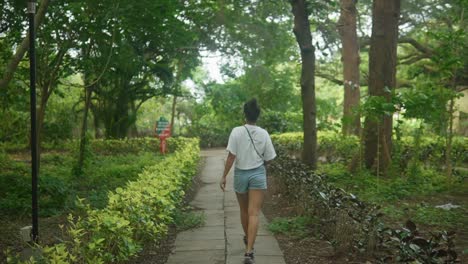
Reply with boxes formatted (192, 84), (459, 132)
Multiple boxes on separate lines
(246, 189), (265, 252)
(236, 192), (249, 239)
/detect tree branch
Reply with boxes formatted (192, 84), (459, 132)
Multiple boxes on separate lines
(399, 54), (431, 65)
(398, 37), (433, 55)
(0, 0), (50, 89)
(315, 71), (344, 85)
(361, 37), (433, 57)
(456, 85), (468, 92)
(316, 70), (412, 89)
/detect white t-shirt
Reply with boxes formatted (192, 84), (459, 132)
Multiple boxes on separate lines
(226, 124), (277, 170)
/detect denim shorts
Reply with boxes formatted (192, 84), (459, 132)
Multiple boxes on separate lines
(234, 165), (267, 193)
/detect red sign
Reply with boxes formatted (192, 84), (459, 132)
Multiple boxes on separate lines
(156, 117), (171, 139)
(155, 117), (171, 154)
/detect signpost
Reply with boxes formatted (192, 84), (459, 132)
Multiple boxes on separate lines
(155, 117), (171, 154)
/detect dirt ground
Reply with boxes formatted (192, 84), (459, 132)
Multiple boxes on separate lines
(262, 175), (355, 264)
(261, 174), (468, 264)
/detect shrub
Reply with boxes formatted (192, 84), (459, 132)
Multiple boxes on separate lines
(10, 137), (200, 263)
(271, 131), (468, 167)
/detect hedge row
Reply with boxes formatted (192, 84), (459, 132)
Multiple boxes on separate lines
(271, 131), (468, 165)
(9, 137), (200, 263)
(0, 137), (183, 155)
(88, 137), (188, 155)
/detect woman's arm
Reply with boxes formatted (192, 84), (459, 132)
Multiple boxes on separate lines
(220, 152), (236, 191)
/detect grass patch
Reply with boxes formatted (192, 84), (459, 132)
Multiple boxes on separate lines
(0, 151), (162, 217)
(318, 163), (453, 203)
(412, 205), (466, 228)
(268, 216), (317, 239)
(173, 208), (205, 231)
(381, 203), (466, 229)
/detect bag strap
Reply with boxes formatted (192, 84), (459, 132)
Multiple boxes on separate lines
(244, 125), (263, 160)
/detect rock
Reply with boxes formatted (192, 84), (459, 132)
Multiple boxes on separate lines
(435, 203), (461, 210)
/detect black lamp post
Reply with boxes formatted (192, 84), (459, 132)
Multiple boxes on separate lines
(28, 0), (39, 243)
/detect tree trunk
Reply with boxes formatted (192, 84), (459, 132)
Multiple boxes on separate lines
(92, 105), (101, 138)
(363, 0), (400, 174)
(106, 81), (131, 139)
(77, 84), (93, 174)
(0, 0), (50, 89)
(338, 0), (360, 136)
(290, 0), (317, 169)
(446, 97), (454, 178)
(35, 40), (68, 167)
(129, 100), (138, 137)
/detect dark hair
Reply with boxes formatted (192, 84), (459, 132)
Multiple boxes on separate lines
(244, 98), (261, 122)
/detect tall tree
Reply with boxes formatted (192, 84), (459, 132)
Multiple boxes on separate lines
(338, 0), (360, 136)
(363, 0), (401, 173)
(290, 0), (317, 169)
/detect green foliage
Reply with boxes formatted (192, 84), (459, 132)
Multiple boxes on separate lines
(360, 93), (401, 122)
(271, 131), (359, 162)
(400, 86), (456, 132)
(413, 206), (465, 228)
(72, 132), (94, 177)
(43, 85), (81, 143)
(318, 163), (451, 204)
(381, 221), (458, 263)
(259, 110), (302, 134)
(268, 216), (316, 239)
(0, 109), (29, 144)
(271, 130), (468, 167)
(0, 157), (32, 216)
(89, 138), (161, 155)
(0, 147), (8, 169)
(8, 137), (200, 263)
(316, 97), (341, 131)
(0, 138), (190, 217)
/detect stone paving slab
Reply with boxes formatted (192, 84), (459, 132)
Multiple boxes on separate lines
(227, 256), (286, 264)
(173, 239), (225, 252)
(166, 150), (285, 264)
(227, 235), (283, 256)
(176, 226), (225, 241)
(202, 210), (224, 227)
(167, 250), (225, 264)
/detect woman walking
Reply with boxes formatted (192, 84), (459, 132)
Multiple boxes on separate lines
(219, 98), (276, 264)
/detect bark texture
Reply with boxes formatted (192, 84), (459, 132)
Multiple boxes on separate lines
(364, 0), (401, 174)
(290, 0), (317, 169)
(338, 0), (361, 136)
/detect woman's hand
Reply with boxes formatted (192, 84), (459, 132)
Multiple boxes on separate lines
(220, 152), (236, 192)
(219, 176), (227, 192)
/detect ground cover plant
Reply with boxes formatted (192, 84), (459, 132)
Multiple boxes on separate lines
(269, 132), (467, 262)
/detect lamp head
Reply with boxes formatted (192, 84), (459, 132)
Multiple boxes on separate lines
(27, 0), (37, 13)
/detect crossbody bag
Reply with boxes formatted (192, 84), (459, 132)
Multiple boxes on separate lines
(244, 125), (264, 160)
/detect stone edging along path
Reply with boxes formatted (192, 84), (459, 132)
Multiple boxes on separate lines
(166, 149), (286, 264)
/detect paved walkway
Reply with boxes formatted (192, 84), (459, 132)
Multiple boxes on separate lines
(166, 149), (285, 264)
